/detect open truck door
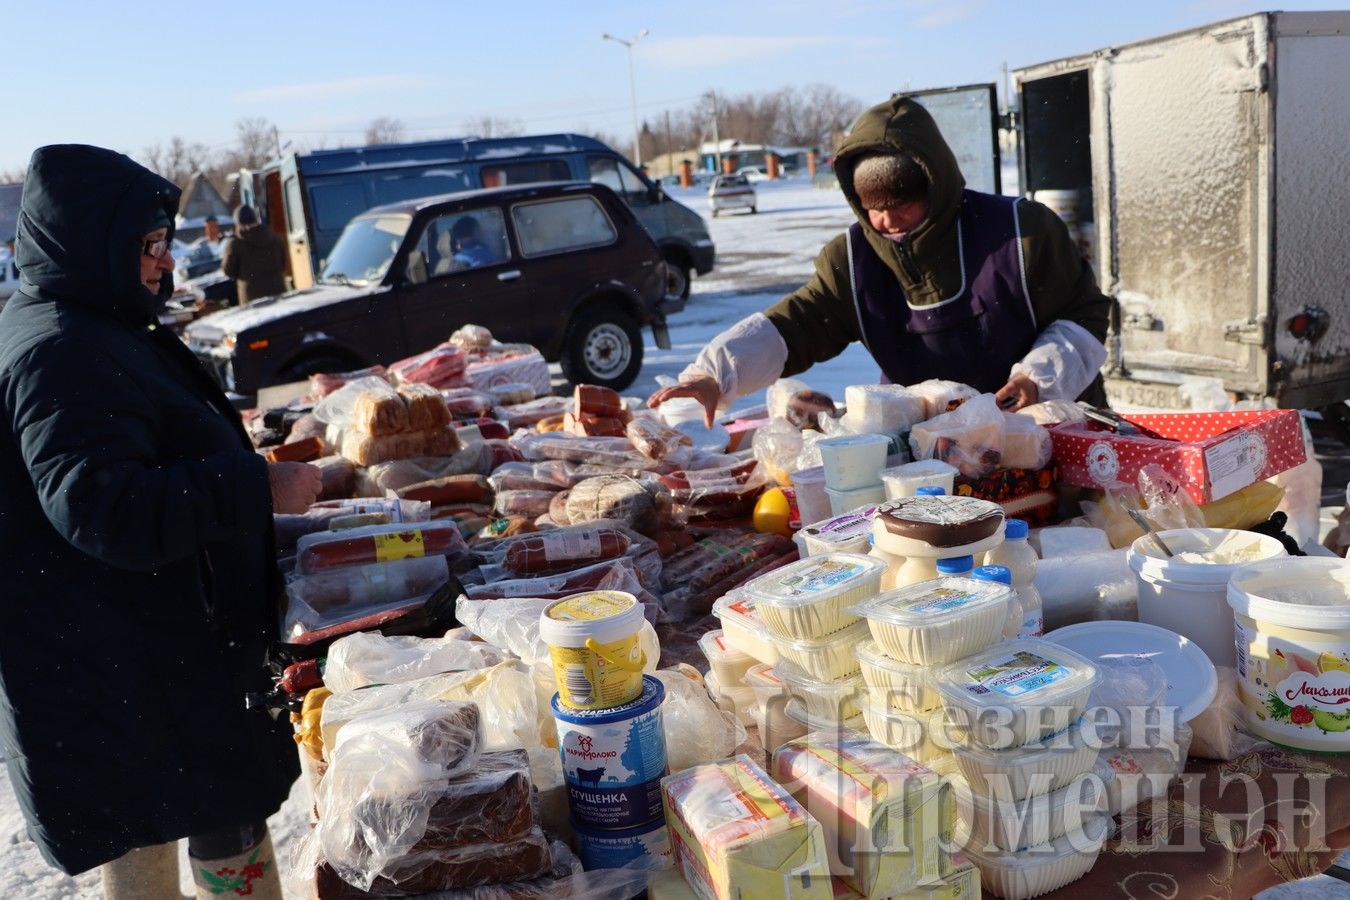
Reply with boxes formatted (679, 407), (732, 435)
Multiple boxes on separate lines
(904, 83), (1002, 195)
(275, 156), (315, 290)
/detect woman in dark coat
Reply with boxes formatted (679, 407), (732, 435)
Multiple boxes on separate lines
(0, 145), (318, 897)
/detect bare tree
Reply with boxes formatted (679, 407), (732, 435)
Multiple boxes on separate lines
(139, 137), (215, 188)
(233, 118), (278, 169)
(364, 116), (406, 145)
(0, 167), (25, 185)
(462, 115), (524, 139)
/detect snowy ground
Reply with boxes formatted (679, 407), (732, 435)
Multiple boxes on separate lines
(1, 178), (1345, 898)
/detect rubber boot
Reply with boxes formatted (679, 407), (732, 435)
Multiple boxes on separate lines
(101, 841), (188, 900)
(189, 831), (283, 900)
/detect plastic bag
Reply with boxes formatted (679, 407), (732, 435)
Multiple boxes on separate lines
(654, 669), (746, 772)
(450, 324), (494, 351)
(514, 433), (650, 467)
(1033, 548), (1134, 633)
(295, 520), (467, 575)
(766, 378), (812, 422)
(462, 557), (661, 620)
(841, 384), (926, 436)
(441, 387), (498, 419)
(390, 342), (469, 389)
(1018, 399), (1087, 426)
(566, 474), (669, 533)
(313, 376), (402, 429)
(752, 418), (804, 486)
(495, 489), (558, 519)
(284, 555), (449, 639)
(323, 632), (507, 693)
(1001, 412), (1054, 470)
(1137, 465), (1206, 533)
(1187, 667), (1259, 761)
(356, 445), (498, 496)
(626, 416), (694, 461)
(455, 595), (660, 672)
(309, 365), (389, 399)
(659, 459), (764, 519)
(1271, 419), (1323, 549)
(466, 348), (550, 396)
(489, 461), (572, 493)
(909, 379), (979, 419)
(500, 395), (570, 430)
(908, 392), (1005, 478)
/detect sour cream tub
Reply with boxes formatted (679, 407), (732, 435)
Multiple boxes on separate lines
(1227, 558), (1350, 752)
(791, 466), (832, 529)
(552, 675), (667, 830)
(1128, 528), (1287, 667)
(540, 590), (647, 710)
(826, 483), (887, 517)
(818, 433), (891, 491)
(881, 459), (959, 499)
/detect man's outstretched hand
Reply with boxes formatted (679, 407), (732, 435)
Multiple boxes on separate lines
(647, 375), (721, 428)
(995, 373), (1040, 412)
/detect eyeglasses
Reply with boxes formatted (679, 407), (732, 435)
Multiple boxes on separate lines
(142, 238), (170, 259)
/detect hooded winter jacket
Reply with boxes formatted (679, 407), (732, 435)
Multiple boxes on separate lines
(682, 96), (1110, 406)
(221, 222), (287, 303)
(0, 145), (297, 875)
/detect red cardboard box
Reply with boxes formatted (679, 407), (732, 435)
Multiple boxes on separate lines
(1049, 409), (1305, 504)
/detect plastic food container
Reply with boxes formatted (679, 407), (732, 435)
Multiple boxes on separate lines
(1227, 558), (1350, 753)
(937, 640), (1101, 750)
(769, 620), (870, 681)
(539, 591), (647, 710)
(954, 760), (1109, 852)
(775, 661), (863, 721)
(859, 701), (947, 763)
(1102, 725), (1191, 816)
(712, 592), (779, 665)
(743, 663), (787, 708)
(699, 629), (755, 686)
(826, 482), (887, 517)
(783, 698), (867, 736)
(791, 466), (832, 529)
(705, 669), (758, 727)
(964, 813), (1111, 900)
(952, 717), (1099, 801)
(795, 505), (878, 557)
(745, 553), (884, 640)
(881, 459), (960, 499)
(1127, 527), (1287, 667)
(853, 577), (1011, 666)
(856, 639), (941, 713)
(818, 433), (891, 491)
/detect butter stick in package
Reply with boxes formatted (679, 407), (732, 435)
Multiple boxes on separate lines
(772, 730), (952, 898)
(662, 754), (832, 900)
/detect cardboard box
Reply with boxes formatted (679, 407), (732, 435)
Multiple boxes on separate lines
(1048, 409), (1305, 504)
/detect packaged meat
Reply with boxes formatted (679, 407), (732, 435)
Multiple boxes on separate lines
(566, 474), (664, 532)
(935, 640), (1100, 749)
(662, 545), (799, 622)
(356, 446), (497, 495)
(330, 700), (481, 774)
(466, 347), (551, 396)
(908, 394), (1005, 479)
(568, 411), (627, 437)
(743, 552), (884, 640)
(494, 489), (556, 519)
(487, 382), (535, 406)
(284, 412), (329, 445)
(502, 526), (631, 576)
(661, 754), (832, 900)
(296, 521), (467, 574)
(309, 365), (389, 399)
(314, 827), (552, 897)
(310, 498), (431, 522)
(548, 489), (571, 524)
(323, 632), (506, 692)
(475, 516), (537, 540)
(842, 384), (927, 436)
(501, 395), (570, 430)
(488, 462), (564, 493)
(284, 556), (449, 636)
(627, 416), (694, 461)
(313, 455), (357, 500)
(952, 717), (1098, 802)
(463, 557), (658, 611)
(536, 414), (566, 432)
(853, 578), (1011, 666)
(660, 459), (762, 504)
(266, 435), (325, 464)
(389, 342), (469, 389)
(963, 814), (1110, 900)
(660, 532), (792, 593)
(772, 731), (950, 896)
(396, 382), (452, 431)
(449, 324), (494, 351)
(514, 433), (645, 466)
(574, 384), (623, 418)
(440, 387), (498, 419)
(909, 379), (979, 420)
(396, 474), (493, 506)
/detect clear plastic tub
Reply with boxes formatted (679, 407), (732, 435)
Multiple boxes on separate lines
(852, 577), (1011, 666)
(791, 466), (831, 529)
(768, 620), (870, 681)
(937, 640), (1101, 749)
(743, 662), (786, 709)
(964, 813), (1111, 900)
(704, 669), (757, 727)
(784, 698), (867, 736)
(745, 553), (884, 640)
(796, 505), (878, 557)
(856, 639), (941, 713)
(859, 701), (946, 763)
(826, 482), (887, 517)
(818, 433), (891, 491)
(881, 459), (959, 499)
(698, 629), (755, 686)
(711, 592), (779, 665)
(952, 717), (1099, 801)
(775, 660), (863, 721)
(954, 759), (1109, 852)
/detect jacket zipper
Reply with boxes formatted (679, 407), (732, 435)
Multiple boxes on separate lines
(897, 242), (921, 283)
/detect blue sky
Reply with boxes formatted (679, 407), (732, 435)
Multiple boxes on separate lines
(2, 0), (1341, 174)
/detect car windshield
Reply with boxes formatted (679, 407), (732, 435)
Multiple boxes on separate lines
(320, 214), (412, 286)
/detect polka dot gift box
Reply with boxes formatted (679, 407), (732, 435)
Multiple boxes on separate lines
(1048, 410), (1306, 504)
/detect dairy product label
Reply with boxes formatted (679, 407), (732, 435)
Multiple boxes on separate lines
(899, 586), (979, 614)
(879, 496), (999, 526)
(776, 559), (866, 596)
(807, 507), (878, 542)
(1236, 622), (1350, 748)
(549, 591), (632, 621)
(964, 651), (1070, 698)
(1205, 432), (1264, 501)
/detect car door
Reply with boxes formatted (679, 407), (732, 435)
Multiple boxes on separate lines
(587, 155), (663, 236)
(394, 204), (532, 352)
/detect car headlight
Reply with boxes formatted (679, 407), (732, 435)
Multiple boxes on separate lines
(221, 334), (237, 351)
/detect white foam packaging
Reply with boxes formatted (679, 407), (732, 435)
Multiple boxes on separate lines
(856, 639), (941, 713)
(936, 640), (1101, 750)
(745, 553), (883, 640)
(852, 577), (1010, 666)
(964, 813), (1111, 900)
(952, 717), (1099, 801)
(954, 759), (1110, 852)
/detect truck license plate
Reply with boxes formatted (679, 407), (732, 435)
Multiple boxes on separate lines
(1104, 377), (1186, 411)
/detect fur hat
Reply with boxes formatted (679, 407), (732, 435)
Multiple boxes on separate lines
(852, 152), (928, 210)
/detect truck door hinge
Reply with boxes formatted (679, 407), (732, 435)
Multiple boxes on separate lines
(1223, 317), (1268, 347)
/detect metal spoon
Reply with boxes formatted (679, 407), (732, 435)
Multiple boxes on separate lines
(1126, 507), (1175, 558)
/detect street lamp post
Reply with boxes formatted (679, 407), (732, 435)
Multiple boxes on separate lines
(601, 29), (648, 166)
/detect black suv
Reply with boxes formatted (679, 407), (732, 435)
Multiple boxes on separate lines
(184, 182), (681, 398)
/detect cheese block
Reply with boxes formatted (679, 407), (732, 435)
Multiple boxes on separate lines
(662, 755), (832, 900)
(772, 732), (952, 898)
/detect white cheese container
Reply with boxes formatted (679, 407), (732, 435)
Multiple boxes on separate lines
(783, 698), (867, 736)
(698, 629), (756, 687)
(954, 759), (1110, 852)
(743, 663), (787, 709)
(856, 639), (941, 713)
(795, 505), (878, 557)
(860, 700), (947, 764)
(826, 482), (887, 517)
(818, 433), (891, 491)
(852, 577), (1011, 666)
(746, 553), (884, 640)
(711, 592), (779, 666)
(768, 620), (870, 681)
(964, 813), (1111, 900)
(775, 660), (863, 721)
(937, 640), (1101, 750)
(880, 459), (959, 499)
(952, 717), (1099, 801)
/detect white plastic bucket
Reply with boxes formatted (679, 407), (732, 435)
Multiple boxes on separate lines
(880, 459), (958, 499)
(826, 482), (886, 517)
(1227, 559), (1350, 752)
(817, 433), (890, 491)
(1127, 528), (1287, 667)
(791, 465), (831, 527)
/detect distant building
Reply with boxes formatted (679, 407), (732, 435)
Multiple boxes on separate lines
(697, 140), (817, 175)
(174, 172), (234, 243)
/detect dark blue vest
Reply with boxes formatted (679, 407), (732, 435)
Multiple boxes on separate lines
(848, 190), (1038, 394)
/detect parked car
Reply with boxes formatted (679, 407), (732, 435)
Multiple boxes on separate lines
(739, 166), (770, 182)
(184, 182), (680, 400)
(708, 173), (757, 217)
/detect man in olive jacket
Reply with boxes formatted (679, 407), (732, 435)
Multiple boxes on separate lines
(650, 95), (1110, 419)
(0, 146), (304, 887)
(222, 203), (287, 303)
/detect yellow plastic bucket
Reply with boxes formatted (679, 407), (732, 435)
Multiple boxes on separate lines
(540, 590), (647, 710)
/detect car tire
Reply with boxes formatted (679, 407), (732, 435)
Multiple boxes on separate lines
(560, 303), (644, 391)
(750, 206), (757, 214)
(662, 255), (692, 302)
(277, 352), (363, 385)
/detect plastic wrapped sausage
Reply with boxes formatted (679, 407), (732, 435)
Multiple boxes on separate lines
(565, 474), (666, 533)
(512, 433), (643, 467)
(296, 521), (467, 575)
(388, 342), (468, 389)
(486, 382), (535, 406)
(440, 388), (497, 419)
(626, 416), (694, 460)
(501, 526), (632, 576)
(573, 384), (623, 418)
(286, 555), (449, 616)
(493, 490), (557, 519)
(548, 489), (571, 525)
(500, 395), (569, 430)
(396, 474), (493, 506)
(309, 365), (389, 399)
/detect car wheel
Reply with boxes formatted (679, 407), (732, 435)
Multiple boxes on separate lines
(750, 206), (757, 214)
(277, 352), (362, 384)
(662, 256), (692, 301)
(560, 304), (644, 391)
